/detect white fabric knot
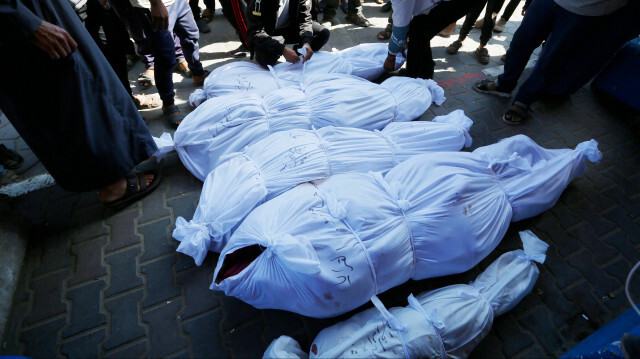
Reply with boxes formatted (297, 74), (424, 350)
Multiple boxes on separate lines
(261, 234), (321, 274)
(576, 139), (602, 162)
(326, 192), (348, 220)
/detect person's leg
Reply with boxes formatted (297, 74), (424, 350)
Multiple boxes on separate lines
(479, 0), (503, 45)
(513, 2), (607, 106)
(322, 0), (338, 23)
(408, 0), (478, 79)
(494, 0), (554, 93)
(346, 0), (370, 27)
(203, 0), (216, 21)
(190, 0), (211, 32)
(500, 0), (520, 21)
(171, 0), (206, 80)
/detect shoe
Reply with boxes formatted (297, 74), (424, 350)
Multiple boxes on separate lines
(474, 17), (484, 28)
(137, 66), (154, 88)
(196, 19), (211, 33)
(446, 40), (462, 55)
(380, 1), (391, 12)
(133, 94), (161, 110)
(201, 7), (213, 22)
(475, 47), (490, 64)
(472, 79), (512, 98)
(228, 44), (248, 58)
(163, 105), (185, 128)
(321, 14), (335, 27)
(493, 18), (507, 32)
(175, 60), (192, 78)
(346, 13), (370, 27)
(0, 144), (24, 170)
(192, 69), (210, 86)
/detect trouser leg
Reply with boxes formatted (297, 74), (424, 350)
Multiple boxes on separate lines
(171, 0), (204, 76)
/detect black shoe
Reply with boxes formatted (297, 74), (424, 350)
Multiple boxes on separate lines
(346, 13), (370, 27)
(228, 44), (248, 58)
(380, 1), (391, 12)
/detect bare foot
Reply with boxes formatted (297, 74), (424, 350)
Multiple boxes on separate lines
(98, 174), (154, 203)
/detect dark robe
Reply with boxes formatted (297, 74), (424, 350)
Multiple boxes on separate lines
(0, 0), (157, 192)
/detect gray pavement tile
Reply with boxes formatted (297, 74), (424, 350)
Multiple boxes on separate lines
(21, 317), (67, 358)
(63, 280), (107, 338)
(176, 266), (219, 320)
(142, 300), (188, 358)
(603, 230), (640, 263)
(104, 340), (148, 359)
(105, 210), (141, 253)
(140, 255), (181, 309)
(103, 289), (146, 351)
(104, 246), (144, 298)
(182, 310), (230, 359)
(139, 217), (175, 262)
(469, 330), (505, 359)
(519, 307), (564, 357)
(61, 329), (106, 359)
(219, 295), (262, 333)
(543, 248), (583, 290)
(566, 250), (621, 298)
(68, 237), (108, 286)
(24, 268), (72, 326)
(563, 281), (609, 329)
(569, 223), (618, 265)
(493, 314), (534, 358)
(223, 320), (265, 359)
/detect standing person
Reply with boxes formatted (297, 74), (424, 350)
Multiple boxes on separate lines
(383, 0), (482, 79)
(446, 0), (504, 64)
(245, 0), (330, 67)
(472, 0), (632, 125)
(493, 0), (531, 31)
(321, 0), (370, 27)
(189, 0), (214, 32)
(130, 0), (209, 127)
(219, 0), (250, 57)
(0, 0), (161, 209)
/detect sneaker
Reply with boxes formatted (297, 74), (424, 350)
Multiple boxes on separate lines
(493, 18), (507, 32)
(474, 17), (484, 28)
(346, 13), (370, 27)
(196, 19), (211, 33)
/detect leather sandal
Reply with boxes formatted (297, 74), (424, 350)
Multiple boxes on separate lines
(104, 169), (162, 211)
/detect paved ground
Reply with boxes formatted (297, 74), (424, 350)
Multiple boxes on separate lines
(2, 1), (640, 358)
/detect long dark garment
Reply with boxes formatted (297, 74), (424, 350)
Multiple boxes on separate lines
(0, 0), (157, 192)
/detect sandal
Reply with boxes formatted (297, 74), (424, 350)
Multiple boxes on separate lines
(472, 78), (512, 98)
(175, 60), (192, 78)
(104, 169), (162, 211)
(133, 94), (161, 109)
(503, 105), (529, 125)
(192, 69), (210, 86)
(475, 47), (490, 64)
(0, 144), (24, 170)
(446, 40), (462, 55)
(137, 66), (154, 88)
(202, 7), (213, 23)
(377, 24), (392, 40)
(163, 105), (185, 128)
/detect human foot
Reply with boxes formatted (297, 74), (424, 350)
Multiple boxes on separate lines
(99, 170), (162, 210)
(503, 104), (529, 125)
(473, 79), (512, 98)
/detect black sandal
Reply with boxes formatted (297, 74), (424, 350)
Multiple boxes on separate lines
(503, 105), (529, 125)
(104, 169), (162, 211)
(473, 78), (512, 98)
(137, 66), (154, 88)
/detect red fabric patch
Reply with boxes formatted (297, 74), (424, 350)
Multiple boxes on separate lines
(311, 344), (318, 355)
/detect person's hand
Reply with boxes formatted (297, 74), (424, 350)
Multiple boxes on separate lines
(384, 53), (396, 72)
(150, 0), (169, 31)
(301, 43), (313, 63)
(31, 20), (77, 60)
(283, 47), (300, 64)
(521, 8), (527, 15)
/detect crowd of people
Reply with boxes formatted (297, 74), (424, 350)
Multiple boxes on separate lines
(0, 0), (637, 210)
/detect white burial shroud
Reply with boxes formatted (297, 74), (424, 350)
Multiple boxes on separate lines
(154, 73), (445, 181)
(173, 110), (474, 265)
(190, 43), (407, 105)
(264, 230), (548, 359)
(211, 135), (601, 318)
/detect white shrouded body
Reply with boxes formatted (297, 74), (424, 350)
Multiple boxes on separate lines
(154, 74), (445, 181)
(212, 135), (601, 318)
(263, 231), (548, 359)
(173, 110), (473, 264)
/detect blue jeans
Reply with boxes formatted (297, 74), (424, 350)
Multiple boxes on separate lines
(496, 0), (607, 107)
(135, 0), (204, 105)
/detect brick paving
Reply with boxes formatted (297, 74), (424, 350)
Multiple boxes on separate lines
(2, 1), (640, 358)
